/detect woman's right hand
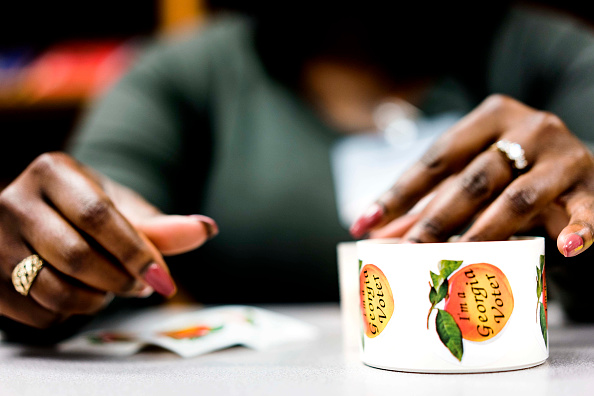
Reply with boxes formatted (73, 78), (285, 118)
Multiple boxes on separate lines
(0, 152), (216, 329)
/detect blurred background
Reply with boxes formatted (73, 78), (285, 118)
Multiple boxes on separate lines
(0, 0), (592, 190)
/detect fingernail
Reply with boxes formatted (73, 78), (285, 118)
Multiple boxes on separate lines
(189, 215), (219, 239)
(136, 285), (154, 298)
(143, 263), (176, 297)
(103, 292), (115, 308)
(563, 233), (584, 257)
(350, 203), (385, 239)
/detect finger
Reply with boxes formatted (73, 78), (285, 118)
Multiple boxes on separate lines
(0, 245), (62, 328)
(134, 215), (218, 256)
(557, 191), (594, 257)
(31, 154), (176, 297)
(137, 227), (175, 298)
(29, 264), (109, 315)
(350, 95), (524, 238)
(0, 281), (61, 329)
(523, 202), (568, 237)
(461, 160), (575, 242)
(19, 201), (144, 295)
(369, 212), (420, 239)
(401, 150), (512, 242)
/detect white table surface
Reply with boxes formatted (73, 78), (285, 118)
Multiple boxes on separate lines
(0, 302), (593, 396)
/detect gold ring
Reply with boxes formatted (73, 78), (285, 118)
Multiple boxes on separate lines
(490, 139), (528, 171)
(12, 254), (44, 296)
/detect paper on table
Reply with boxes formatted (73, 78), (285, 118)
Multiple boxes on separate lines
(58, 306), (319, 358)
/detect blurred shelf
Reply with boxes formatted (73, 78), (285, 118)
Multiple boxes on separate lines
(0, 0), (207, 189)
(0, 40), (141, 112)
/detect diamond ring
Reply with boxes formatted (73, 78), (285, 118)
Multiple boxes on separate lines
(491, 140), (528, 171)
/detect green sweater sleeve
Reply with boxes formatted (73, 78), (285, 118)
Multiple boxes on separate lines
(68, 27), (216, 212)
(488, 7), (594, 148)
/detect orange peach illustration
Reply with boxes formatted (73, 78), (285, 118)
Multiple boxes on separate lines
(360, 264), (394, 338)
(443, 263), (514, 342)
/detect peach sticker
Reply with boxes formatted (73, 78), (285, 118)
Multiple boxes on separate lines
(536, 255), (547, 346)
(428, 260), (514, 361)
(444, 263), (514, 342)
(360, 264), (394, 338)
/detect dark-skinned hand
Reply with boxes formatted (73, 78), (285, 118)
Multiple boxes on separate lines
(0, 152), (217, 329)
(351, 95), (594, 259)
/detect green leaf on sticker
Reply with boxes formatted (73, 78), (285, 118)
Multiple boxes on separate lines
(430, 271), (442, 288)
(436, 309), (464, 361)
(540, 255), (545, 273)
(358, 259), (363, 271)
(429, 279), (448, 306)
(438, 260), (463, 280)
(429, 287), (438, 304)
(540, 302), (547, 346)
(536, 267), (542, 298)
(437, 279), (449, 301)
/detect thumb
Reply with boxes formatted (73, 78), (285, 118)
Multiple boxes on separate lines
(134, 215), (219, 256)
(557, 192), (594, 257)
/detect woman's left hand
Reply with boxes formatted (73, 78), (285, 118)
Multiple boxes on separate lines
(350, 94), (594, 258)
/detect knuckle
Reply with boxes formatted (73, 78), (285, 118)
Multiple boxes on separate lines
(0, 186), (32, 226)
(382, 185), (411, 214)
(119, 240), (150, 267)
(481, 94), (512, 114)
(0, 188), (16, 214)
(77, 196), (113, 230)
(459, 168), (492, 199)
(569, 145), (593, 170)
(417, 217), (447, 240)
(504, 186), (539, 216)
(29, 152), (64, 178)
(60, 240), (91, 275)
(526, 111), (567, 142)
(420, 144), (447, 171)
(536, 111), (566, 133)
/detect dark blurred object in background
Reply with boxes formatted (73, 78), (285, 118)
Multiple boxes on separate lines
(0, 0), (206, 189)
(0, 2), (157, 48)
(1, 0), (593, 190)
(207, 0), (594, 25)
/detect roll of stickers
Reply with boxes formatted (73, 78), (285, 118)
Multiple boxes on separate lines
(356, 237), (547, 373)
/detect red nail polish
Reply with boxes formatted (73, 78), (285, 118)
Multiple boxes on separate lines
(563, 234), (584, 257)
(189, 215), (219, 239)
(350, 203), (385, 239)
(143, 263), (176, 297)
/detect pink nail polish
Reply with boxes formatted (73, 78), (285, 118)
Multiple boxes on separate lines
(563, 234), (584, 257)
(350, 203), (385, 239)
(143, 263), (176, 297)
(189, 215), (219, 239)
